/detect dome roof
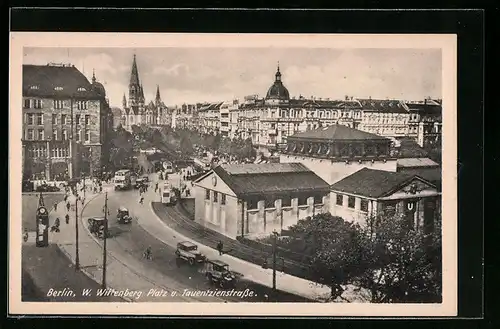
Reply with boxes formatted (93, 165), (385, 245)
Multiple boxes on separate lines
(266, 65), (290, 101)
(91, 70), (106, 97)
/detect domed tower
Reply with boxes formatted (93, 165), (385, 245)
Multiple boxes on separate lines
(128, 54), (141, 107)
(91, 69), (106, 98)
(265, 63), (290, 103)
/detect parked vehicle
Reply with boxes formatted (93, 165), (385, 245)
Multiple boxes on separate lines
(35, 183), (61, 192)
(116, 207), (132, 224)
(88, 217), (107, 239)
(175, 241), (206, 265)
(203, 259), (236, 288)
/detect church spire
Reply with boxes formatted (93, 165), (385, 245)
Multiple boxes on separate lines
(130, 54), (140, 86)
(155, 85), (161, 101)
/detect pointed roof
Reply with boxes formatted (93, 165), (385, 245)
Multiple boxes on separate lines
(155, 85), (161, 101)
(140, 84), (145, 99)
(130, 54), (140, 86)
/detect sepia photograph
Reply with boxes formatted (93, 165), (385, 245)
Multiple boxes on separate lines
(9, 33), (457, 316)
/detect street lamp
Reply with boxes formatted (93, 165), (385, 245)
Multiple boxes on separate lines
(75, 193), (80, 270)
(102, 192), (109, 288)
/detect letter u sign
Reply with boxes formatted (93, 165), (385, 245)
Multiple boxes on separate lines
(407, 202), (414, 211)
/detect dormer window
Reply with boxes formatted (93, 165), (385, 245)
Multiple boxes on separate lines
(54, 87), (63, 91)
(77, 87), (87, 92)
(30, 85), (39, 90)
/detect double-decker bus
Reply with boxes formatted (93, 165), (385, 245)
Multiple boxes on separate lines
(114, 169), (132, 191)
(161, 182), (176, 205)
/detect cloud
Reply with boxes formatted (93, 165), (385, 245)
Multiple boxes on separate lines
(23, 47), (442, 108)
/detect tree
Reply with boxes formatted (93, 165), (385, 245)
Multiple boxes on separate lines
(355, 213), (442, 303)
(266, 213), (365, 299)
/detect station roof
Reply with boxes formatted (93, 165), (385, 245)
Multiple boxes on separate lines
(212, 163), (330, 196)
(330, 167), (435, 198)
(288, 124), (390, 142)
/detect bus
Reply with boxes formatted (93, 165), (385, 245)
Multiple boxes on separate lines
(161, 182), (176, 206)
(163, 161), (174, 174)
(114, 169), (132, 190)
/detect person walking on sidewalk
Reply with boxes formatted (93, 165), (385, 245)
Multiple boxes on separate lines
(53, 202), (58, 211)
(139, 196), (144, 205)
(65, 213), (70, 224)
(217, 240), (224, 256)
(66, 202), (71, 212)
(155, 182), (158, 193)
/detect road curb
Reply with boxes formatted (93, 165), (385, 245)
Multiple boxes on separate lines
(145, 201), (323, 301)
(55, 192), (133, 303)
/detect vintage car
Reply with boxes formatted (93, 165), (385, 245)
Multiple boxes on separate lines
(116, 207), (132, 224)
(174, 241), (206, 265)
(87, 217), (108, 239)
(134, 175), (149, 189)
(204, 259), (236, 288)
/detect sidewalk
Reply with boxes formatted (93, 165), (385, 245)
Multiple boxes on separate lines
(41, 187), (156, 302)
(144, 173), (336, 302)
(48, 186), (223, 302)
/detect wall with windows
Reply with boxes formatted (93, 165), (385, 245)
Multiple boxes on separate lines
(329, 191), (378, 225)
(280, 154), (397, 185)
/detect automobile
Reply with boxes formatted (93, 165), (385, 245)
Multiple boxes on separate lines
(87, 217), (108, 239)
(35, 183), (60, 192)
(134, 175), (149, 189)
(116, 207), (132, 224)
(204, 259), (236, 288)
(175, 241), (206, 265)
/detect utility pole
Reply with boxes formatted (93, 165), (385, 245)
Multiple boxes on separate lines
(272, 230), (278, 293)
(102, 192), (108, 289)
(75, 195), (80, 270)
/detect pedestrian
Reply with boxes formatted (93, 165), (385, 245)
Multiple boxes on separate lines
(23, 228), (29, 242)
(155, 182), (158, 193)
(217, 240), (224, 255)
(139, 196), (144, 205)
(64, 194), (68, 203)
(81, 197), (85, 205)
(99, 185), (103, 193)
(66, 202), (71, 212)
(53, 202), (58, 211)
(65, 213), (70, 224)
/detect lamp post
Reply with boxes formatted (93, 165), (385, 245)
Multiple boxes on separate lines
(272, 230), (278, 292)
(75, 193), (80, 270)
(102, 192), (108, 288)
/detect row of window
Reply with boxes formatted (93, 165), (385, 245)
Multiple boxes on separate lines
(25, 113), (92, 126)
(205, 190), (227, 205)
(24, 99), (89, 110)
(25, 128), (90, 142)
(27, 146), (70, 159)
(336, 194), (369, 212)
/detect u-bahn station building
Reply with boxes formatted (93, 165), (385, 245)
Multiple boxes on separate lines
(193, 163), (330, 239)
(280, 124), (397, 184)
(193, 125), (442, 239)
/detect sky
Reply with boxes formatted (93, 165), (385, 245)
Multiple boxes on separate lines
(23, 47), (442, 108)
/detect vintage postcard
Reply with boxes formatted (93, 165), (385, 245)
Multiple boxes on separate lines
(9, 32), (457, 316)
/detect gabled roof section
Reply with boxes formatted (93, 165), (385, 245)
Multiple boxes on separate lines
(331, 167), (435, 198)
(208, 163), (330, 196)
(288, 124), (390, 141)
(23, 64), (100, 98)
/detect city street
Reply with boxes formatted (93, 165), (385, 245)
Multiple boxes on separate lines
(81, 181), (308, 302)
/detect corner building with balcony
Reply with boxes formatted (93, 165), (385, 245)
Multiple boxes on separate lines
(22, 63), (112, 180)
(193, 163), (330, 239)
(280, 124), (398, 185)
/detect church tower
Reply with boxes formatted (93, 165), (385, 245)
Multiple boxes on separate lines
(128, 54), (141, 107)
(155, 85), (162, 106)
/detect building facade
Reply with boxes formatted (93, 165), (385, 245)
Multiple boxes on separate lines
(197, 102), (222, 134)
(280, 124), (398, 184)
(330, 167), (441, 235)
(120, 55), (169, 131)
(193, 163), (330, 239)
(229, 64), (442, 152)
(22, 63), (112, 181)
